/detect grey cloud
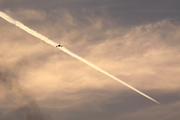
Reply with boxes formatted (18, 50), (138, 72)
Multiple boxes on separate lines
(37, 88), (180, 120)
(2, 102), (44, 120)
(1, 0), (180, 11)
(0, 63), (44, 120)
(1, 3), (179, 51)
(1, 0), (180, 27)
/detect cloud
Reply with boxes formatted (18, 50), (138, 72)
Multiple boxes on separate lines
(1, 0), (180, 28)
(119, 99), (180, 120)
(36, 89), (180, 120)
(1, 9), (180, 94)
(6, 9), (46, 21)
(0, 65), (45, 120)
(0, 7), (180, 120)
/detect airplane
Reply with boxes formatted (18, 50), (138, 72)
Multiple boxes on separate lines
(56, 44), (63, 47)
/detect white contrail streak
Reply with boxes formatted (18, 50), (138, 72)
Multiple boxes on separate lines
(0, 11), (160, 104)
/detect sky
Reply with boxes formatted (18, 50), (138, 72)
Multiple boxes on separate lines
(0, 0), (180, 120)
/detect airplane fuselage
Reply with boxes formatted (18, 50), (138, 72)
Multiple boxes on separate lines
(56, 45), (63, 47)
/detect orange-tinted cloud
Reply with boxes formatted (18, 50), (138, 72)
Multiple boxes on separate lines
(0, 7), (180, 120)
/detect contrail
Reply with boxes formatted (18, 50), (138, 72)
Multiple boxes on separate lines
(0, 11), (160, 104)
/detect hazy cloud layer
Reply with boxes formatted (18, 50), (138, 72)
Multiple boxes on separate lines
(0, 0), (180, 120)
(1, 0), (180, 27)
